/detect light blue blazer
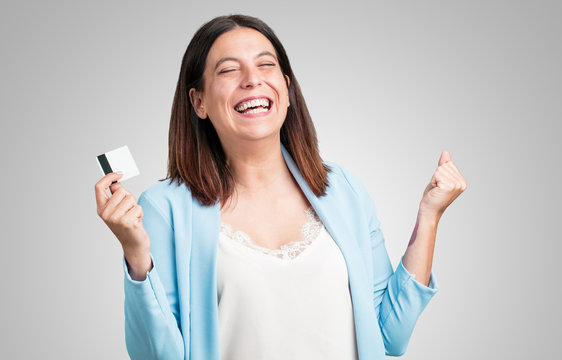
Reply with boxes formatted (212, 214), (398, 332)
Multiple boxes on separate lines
(123, 143), (438, 359)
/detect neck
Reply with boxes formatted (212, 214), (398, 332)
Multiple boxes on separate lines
(221, 136), (291, 195)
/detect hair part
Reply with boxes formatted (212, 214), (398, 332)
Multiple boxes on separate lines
(161, 14), (331, 207)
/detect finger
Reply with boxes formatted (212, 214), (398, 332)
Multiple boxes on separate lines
(95, 172), (124, 210)
(437, 167), (467, 193)
(109, 182), (123, 195)
(447, 161), (465, 180)
(124, 204), (144, 227)
(434, 168), (457, 190)
(438, 150), (451, 167)
(440, 162), (460, 179)
(110, 193), (137, 222)
(439, 162), (466, 187)
(127, 204), (143, 219)
(100, 187), (129, 219)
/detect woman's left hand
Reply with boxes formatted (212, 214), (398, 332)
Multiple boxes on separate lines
(419, 151), (467, 219)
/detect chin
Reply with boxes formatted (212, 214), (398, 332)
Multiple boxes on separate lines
(236, 124), (283, 141)
(234, 117), (283, 138)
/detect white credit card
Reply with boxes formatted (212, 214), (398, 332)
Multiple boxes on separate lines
(96, 145), (140, 182)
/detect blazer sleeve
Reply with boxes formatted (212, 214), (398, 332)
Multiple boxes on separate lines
(122, 192), (184, 359)
(339, 166), (439, 356)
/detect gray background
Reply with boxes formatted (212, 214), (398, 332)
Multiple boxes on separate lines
(1, 0), (560, 358)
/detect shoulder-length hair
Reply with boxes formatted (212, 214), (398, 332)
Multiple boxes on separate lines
(162, 14), (331, 207)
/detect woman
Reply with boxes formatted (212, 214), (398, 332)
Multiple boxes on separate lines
(95, 14), (466, 360)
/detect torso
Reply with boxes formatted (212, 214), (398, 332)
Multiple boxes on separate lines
(219, 173), (311, 251)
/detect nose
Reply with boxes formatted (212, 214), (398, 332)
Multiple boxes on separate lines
(240, 67), (262, 89)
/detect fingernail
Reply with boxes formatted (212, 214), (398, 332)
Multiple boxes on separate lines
(115, 171), (123, 175)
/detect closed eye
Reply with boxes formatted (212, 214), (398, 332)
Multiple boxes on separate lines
(219, 68), (236, 74)
(259, 63), (276, 67)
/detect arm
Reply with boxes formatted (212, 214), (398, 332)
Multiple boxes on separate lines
(123, 193), (184, 359)
(402, 150), (467, 286)
(401, 212), (439, 287)
(369, 206), (439, 356)
(343, 151), (466, 356)
(340, 166), (438, 356)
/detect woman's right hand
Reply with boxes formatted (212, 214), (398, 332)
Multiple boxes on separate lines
(95, 172), (152, 280)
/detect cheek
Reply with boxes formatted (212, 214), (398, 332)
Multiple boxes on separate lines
(270, 78), (288, 102)
(280, 84), (290, 107)
(279, 77), (290, 103)
(205, 83), (231, 112)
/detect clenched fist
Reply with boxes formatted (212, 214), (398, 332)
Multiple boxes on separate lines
(95, 172), (152, 280)
(419, 151), (467, 219)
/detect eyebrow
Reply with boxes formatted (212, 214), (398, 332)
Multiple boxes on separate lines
(214, 51), (277, 70)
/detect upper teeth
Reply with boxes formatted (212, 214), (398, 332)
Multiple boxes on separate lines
(235, 98), (270, 112)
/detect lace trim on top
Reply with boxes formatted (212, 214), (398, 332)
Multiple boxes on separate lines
(220, 207), (324, 260)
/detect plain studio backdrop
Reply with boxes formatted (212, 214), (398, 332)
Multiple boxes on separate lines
(1, 0), (560, 359)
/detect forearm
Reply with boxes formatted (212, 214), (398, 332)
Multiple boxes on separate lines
(402, 211), (440, 286)
(124, 246), (153, 281)
(378, 220), (440, 355)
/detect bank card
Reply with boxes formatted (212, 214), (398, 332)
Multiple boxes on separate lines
(96, 145), (140, 183)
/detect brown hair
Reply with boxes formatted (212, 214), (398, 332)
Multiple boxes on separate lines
(162, 14), (331, 206)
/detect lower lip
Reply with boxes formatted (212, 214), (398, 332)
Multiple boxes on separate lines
(235, 106), (273, 118)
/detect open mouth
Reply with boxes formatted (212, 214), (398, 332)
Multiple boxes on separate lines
(234, 97), (272, 115)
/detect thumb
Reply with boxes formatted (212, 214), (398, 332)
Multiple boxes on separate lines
(438, 150), (451, 166)
(109, 174), (123, 195)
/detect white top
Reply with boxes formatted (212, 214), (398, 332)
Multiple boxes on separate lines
(217, 207), (359, 360)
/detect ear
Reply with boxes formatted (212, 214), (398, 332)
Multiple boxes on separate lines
(189, 88), (208, 119)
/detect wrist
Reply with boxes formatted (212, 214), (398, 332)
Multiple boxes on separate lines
(123, 248), (152, 280)
(416, 209), (441, 228)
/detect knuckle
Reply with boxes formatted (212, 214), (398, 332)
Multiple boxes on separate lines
(131, 217), (142, 229)
(126, 198), (136, 209)
(107, 214), (116, 224)
(109, 213), (122, 225)
(100, 209), (111, 221)
(121, 216), (133, 229)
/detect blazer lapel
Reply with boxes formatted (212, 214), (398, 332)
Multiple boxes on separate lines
(281, 143), (379, 359)
(280, 143), (363, 276)
(189, 198), (221, 360)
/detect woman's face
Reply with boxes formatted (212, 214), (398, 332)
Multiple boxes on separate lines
(190, 27), (290, 148)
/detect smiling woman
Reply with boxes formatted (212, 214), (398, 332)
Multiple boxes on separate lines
(188, 27), (291, 160)
(168, 16), (329, 208)
(95, 13), (466, 360)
